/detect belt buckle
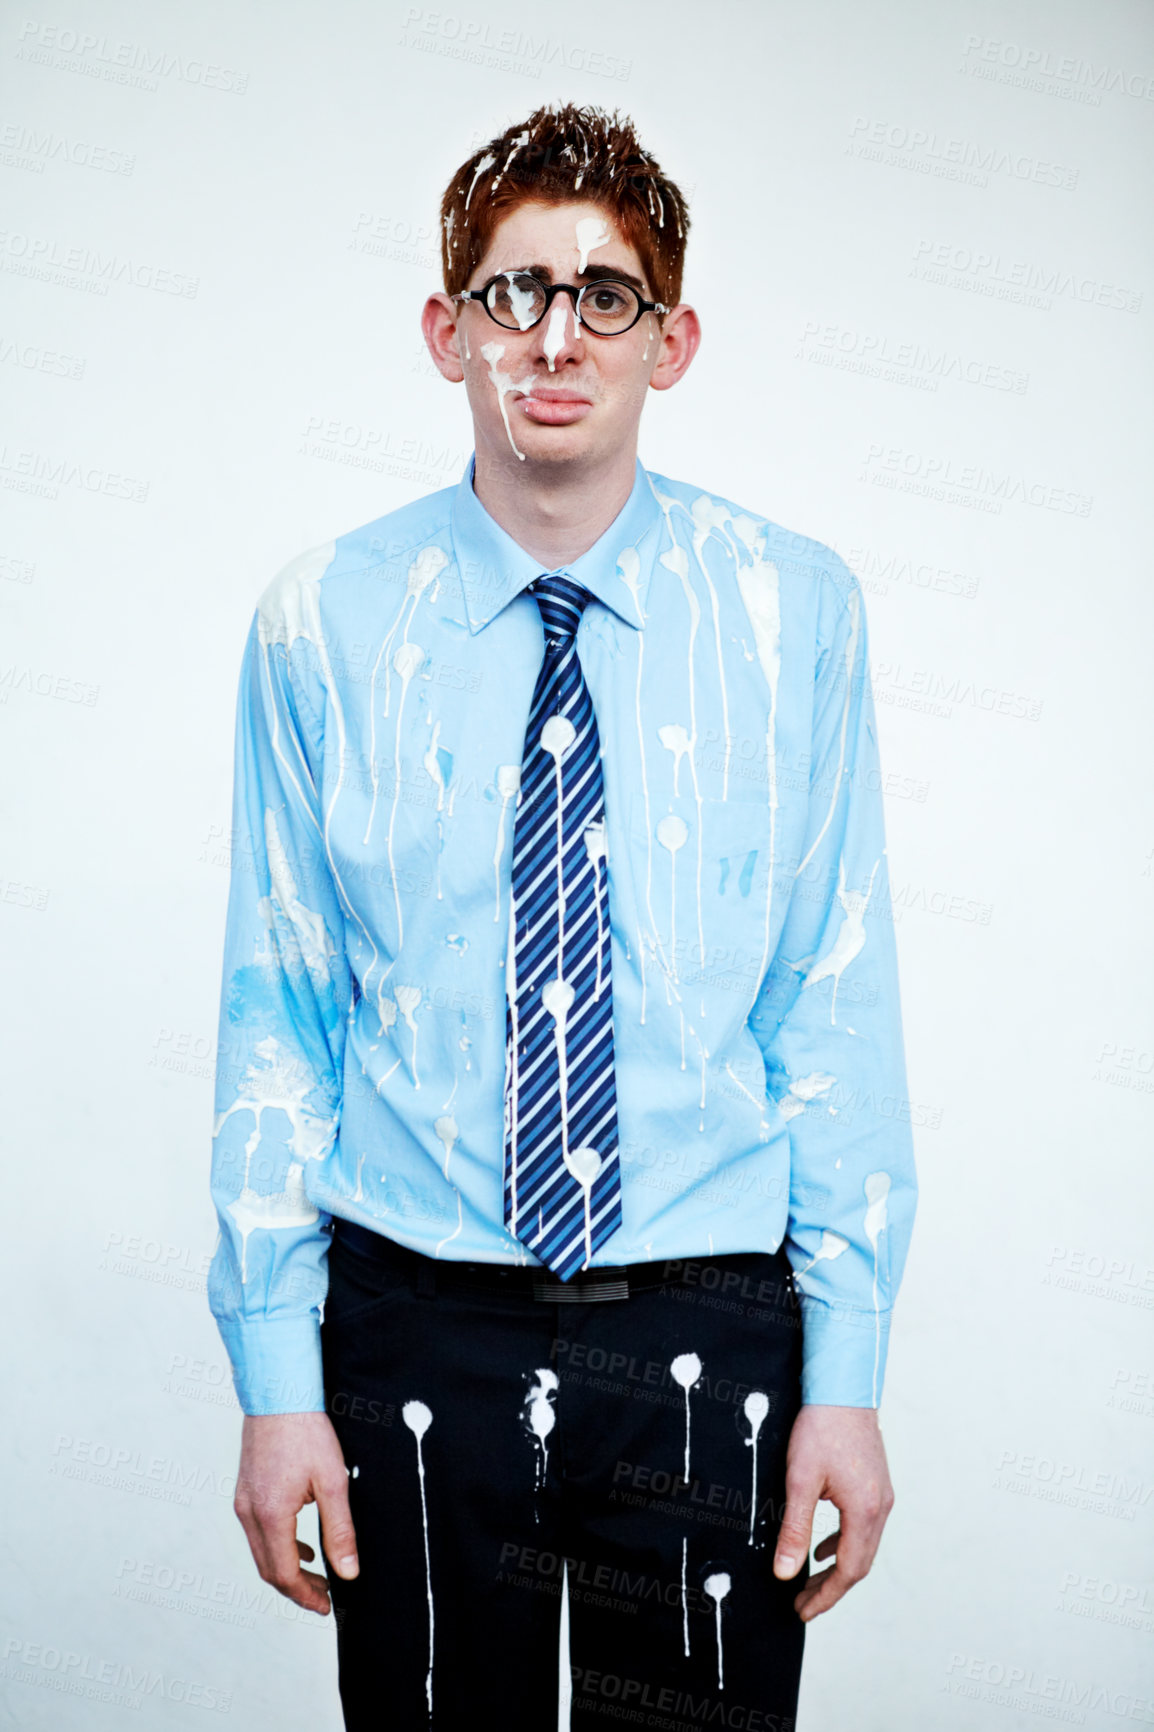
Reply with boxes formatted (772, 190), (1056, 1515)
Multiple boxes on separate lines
(532, 1266), (631, 1304)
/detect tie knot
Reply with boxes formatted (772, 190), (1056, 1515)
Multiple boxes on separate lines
(529, 573), (591, 649)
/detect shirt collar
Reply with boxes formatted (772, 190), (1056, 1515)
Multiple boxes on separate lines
(449, 450), (662, 634)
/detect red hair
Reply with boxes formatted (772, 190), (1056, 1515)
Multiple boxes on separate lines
(439, 102), (690, 311)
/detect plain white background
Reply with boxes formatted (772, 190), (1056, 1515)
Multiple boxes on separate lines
(2, 0), (1152, 1726)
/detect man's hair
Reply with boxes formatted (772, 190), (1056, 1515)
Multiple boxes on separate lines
(439, 102), (690, 310)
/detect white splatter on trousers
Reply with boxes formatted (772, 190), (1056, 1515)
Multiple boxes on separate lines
(320, 1219), (807, 1730)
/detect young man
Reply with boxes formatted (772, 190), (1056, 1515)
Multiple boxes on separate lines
(208, 103), (917, 1730)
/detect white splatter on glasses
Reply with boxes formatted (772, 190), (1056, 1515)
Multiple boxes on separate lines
(452, 271), (669, 334)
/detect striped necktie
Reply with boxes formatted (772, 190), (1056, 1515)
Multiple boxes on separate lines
(503, 573), (623, 1279)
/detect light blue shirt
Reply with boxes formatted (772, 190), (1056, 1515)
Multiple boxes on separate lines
(208, 453), (917, 1415)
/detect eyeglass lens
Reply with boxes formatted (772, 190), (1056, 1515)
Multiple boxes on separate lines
(484, 272), (641, 333)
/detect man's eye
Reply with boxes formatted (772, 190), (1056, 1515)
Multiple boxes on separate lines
(589, 287), (628, 312)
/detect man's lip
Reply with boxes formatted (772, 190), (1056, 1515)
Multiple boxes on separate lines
(517, 388), (592, 404)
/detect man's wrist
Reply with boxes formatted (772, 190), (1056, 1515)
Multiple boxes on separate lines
(797, 1293), (891, 1408)
(214, 1314), (326, 1416)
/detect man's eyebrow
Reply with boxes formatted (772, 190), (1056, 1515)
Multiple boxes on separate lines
(510, 261), (651, 296)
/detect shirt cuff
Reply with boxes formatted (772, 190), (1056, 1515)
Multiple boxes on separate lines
(797, 1294), (892, 1408)
(215, 1314), (327, 1416)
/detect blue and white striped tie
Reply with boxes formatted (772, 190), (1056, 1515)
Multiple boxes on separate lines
(503, 573), (622, 1278)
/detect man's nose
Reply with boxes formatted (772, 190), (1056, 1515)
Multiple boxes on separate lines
(529, 296), (584, 370)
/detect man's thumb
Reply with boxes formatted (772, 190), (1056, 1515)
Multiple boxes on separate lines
(773, 1488), (815, 1580)
(318, 1478), (360, 1579)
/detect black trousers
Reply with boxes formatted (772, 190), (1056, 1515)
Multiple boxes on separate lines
(320, 1220), (808, 1731)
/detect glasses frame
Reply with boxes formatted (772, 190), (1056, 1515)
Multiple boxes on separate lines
(452, 272), (670, 335)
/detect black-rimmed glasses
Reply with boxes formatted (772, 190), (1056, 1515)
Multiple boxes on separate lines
(452, 271), (669, 335)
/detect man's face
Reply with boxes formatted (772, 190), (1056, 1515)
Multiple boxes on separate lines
(434, 199), (685, 471)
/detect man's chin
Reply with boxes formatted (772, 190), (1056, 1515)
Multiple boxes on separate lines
(507, 416), (605, 466)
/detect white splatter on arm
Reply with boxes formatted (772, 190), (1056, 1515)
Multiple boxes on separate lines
(743, 558), (917, 1412)
(207, 577), (355, 1417)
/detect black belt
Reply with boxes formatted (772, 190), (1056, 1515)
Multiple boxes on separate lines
(331, 1214), (684, 1304)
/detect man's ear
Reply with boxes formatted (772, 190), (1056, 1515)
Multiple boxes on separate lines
(421, 293), (466, 384)
(648, 303), (702, 393)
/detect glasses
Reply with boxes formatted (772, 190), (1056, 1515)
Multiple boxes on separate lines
(452, 272), (669, 335)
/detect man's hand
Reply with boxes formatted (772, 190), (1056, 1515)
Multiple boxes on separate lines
(772, 1404), (894, 1622)
(233, 1412), (360, 1616)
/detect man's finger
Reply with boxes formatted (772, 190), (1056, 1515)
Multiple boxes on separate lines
(317, 1473), (360, 1580)
(794, 1506), (876, 1618)
(258, 1501), (334, 1612)
(773, 1478), (818, 1579)
(812, 1526), (841, 1563)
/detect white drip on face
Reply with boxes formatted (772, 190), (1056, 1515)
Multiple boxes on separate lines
(402, 1401), (435, 1713)
(542, 299), (571, 370)
(574, 213), (612, 273)
(704, 1572), (731, 1689)
(505, 275), (540, 331)
(743, 1391), (770, 1546)
(670, 1352), (702, 1479)
(479, 341), (535, 461)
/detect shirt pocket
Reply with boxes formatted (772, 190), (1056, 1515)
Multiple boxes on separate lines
(628, 791), (774, 998)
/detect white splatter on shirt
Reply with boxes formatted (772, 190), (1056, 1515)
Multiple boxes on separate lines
(208, 454), (917, 1415)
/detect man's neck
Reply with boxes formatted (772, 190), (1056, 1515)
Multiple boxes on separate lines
(471, 438), (639, 570)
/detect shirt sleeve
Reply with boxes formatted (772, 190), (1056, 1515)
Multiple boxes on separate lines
(746, 558), (918, 1408)
(207, 603), (352, 1416)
